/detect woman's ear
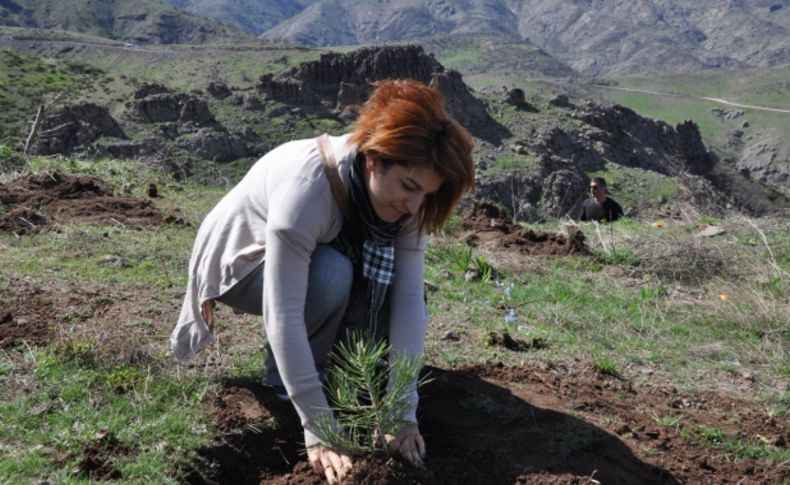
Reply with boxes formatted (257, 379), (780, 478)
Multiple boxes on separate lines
(364, 153), (378, 174)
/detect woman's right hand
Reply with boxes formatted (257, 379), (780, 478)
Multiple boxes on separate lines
(307, 444), (353, 483)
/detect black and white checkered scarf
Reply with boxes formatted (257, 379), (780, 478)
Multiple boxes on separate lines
(330, 154), (404, 335)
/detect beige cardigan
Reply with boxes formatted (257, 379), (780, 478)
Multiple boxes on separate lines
(170, 134), (428, 446)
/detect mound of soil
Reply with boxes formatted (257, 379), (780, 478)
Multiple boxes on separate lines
(186, 363), (787, 484)
(0, 171), (181, 234)
(462, 202), (588, 256)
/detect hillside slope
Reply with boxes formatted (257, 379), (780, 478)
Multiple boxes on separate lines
(161, 0), (313, 35)
(1, 42), (783, 219)
(0, 0), (250, 44)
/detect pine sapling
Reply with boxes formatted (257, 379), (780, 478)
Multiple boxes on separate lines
(314, 331), (428, 456)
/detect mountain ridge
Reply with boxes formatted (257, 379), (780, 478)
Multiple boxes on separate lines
(0, 0), (250, 44)
(4, 0), (788, 76)
(164, 0), (790, 77)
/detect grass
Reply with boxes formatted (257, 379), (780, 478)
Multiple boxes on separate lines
(604, 65), (790, 111)
(428, 215), (789, 397)
(694, 426), (790, 462)
(420, 35), (576, 79)
(652, 413), (683, 428)
(580, 68), (790, 197)
(0, 345), (216, 483)
(586, 166), (678, 212)
(0, 155), (263, 481)
(592, 356), (619, 376)
(490, 154), (538, 172)
(0, 48), (105, 145)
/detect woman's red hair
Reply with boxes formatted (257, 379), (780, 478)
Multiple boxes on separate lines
(349, 79), (475, 233)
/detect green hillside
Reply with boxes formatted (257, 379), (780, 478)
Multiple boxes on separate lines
(0, 47), (112, 147)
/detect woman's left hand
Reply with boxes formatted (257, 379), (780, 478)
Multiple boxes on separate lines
(386, 423), (425, 466)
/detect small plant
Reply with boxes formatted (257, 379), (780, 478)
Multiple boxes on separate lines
(106, 366), (144, 394)
(451, 245), (473, 273)
(653, 413), (683, 428)
(473, 255), (494, 283)
(592, 356), (619, 376)
(314, 332), (429, 456)
(594, 248), (639, 266)
(449, 245), (495, 282)
(697, 215), (723, 226)
(57, 339), (95, 365)
(442, 214), (463, 234)
(639, 284), (668, 300)
(697, 426), (725, 445)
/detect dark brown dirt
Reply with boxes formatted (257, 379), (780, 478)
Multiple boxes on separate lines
(485, 331), (548, 352)
(462, 202), (588, 255)
(0, 305), (53, 349)
(71, 430), (130, 480)
(0, 171), (184, 234)
(186, 363), (788, 484)
(0, 273), (181, 366)
(0, 274), (116, 349)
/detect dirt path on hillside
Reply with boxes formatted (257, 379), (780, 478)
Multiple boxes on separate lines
(594, 85), (790, 114)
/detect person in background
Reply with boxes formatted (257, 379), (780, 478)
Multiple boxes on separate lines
(580, 176), (624, 222)
(170, 79), (475, 483)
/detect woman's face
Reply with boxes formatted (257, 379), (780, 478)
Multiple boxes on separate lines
(364, 155), (444, 223)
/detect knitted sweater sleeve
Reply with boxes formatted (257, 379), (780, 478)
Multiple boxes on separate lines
(264, 175), (337, 447)
(387, 224), (429, 423)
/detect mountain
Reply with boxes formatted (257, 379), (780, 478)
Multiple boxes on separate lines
(161, 0), (313, 34)
(258, 0), (790, 76)
(0, 0), (250, 44)
(21, 0), (782, 77)
(512, 0), (790, 77)
(262, 0), (522, 47)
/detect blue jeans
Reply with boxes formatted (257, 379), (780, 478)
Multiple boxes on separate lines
(216, 244), (354, 387)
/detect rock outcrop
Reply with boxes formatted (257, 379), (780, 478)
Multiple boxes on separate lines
(566, 103), (714, 176)
(33, 103), (126, 156)
(256, 45), (491, 130)
(126, 92), (214, 124)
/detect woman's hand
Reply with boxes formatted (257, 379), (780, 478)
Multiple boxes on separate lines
(386, 423), (425, 466)
(307, 444), (352, 483)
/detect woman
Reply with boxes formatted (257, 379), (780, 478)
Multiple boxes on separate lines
(171, 79), (475, 482)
